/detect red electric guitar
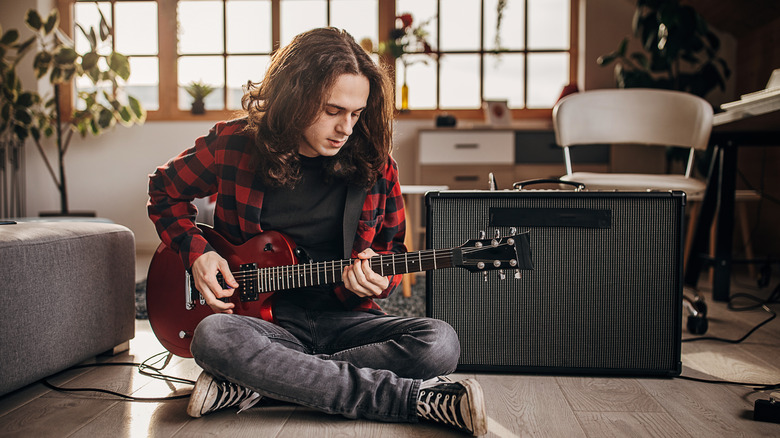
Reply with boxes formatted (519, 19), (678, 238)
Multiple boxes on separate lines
(146, 225), (533, 357)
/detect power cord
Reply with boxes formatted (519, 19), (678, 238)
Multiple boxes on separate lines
(42, 351), (194, 401)
(682, 285), (779, 344)
(676, 375), (779, 391)
(678, 286), (780, 391)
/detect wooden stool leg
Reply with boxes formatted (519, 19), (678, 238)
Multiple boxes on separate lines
(402, 228), (413, 298)
(402, 194), (413, 297)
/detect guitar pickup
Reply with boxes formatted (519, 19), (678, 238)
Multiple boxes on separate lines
(239, 263), (259, 301)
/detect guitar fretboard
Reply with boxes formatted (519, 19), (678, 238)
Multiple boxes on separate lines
(250, 248), (454, 293)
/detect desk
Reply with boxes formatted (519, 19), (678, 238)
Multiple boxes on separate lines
(684, 102), (780, 301)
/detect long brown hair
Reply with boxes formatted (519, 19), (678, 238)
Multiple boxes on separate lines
(242, 28), (394, 189)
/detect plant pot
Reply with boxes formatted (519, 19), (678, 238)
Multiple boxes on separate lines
(191, 100), (205, 115)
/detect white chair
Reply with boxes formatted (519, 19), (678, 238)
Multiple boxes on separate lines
(553, 88), (760, 294)
(553, 88), (712, 195)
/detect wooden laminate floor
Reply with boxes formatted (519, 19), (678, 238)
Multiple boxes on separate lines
(1, 272), (779, 437)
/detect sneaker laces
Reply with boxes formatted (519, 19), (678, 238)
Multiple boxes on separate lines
(237, 392), (263, 414)
(208, 380), (261, 414)
(417, 389), (464, 429)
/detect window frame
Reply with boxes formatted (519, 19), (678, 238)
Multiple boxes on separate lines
(56, 0), (577, 121)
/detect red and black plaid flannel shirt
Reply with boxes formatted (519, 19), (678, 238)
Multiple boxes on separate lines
(147, 118), (407, 312)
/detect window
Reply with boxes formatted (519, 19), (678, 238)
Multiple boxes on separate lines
(72, 1), (160, 110)
(62, 0), (575, 120)
(393, 0), (575, 118)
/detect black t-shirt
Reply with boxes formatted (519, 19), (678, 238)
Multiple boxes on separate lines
(260, 154), (348, 308)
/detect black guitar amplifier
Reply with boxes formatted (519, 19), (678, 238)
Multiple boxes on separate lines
(425, 190), (684, 376)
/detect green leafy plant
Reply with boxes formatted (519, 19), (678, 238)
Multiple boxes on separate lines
(0, 8), (145, 215)
(597, 0), (730, 99)
(183, 81), (215, 114)
(596, 0), (730, 171)
(184, 81), (215, 100)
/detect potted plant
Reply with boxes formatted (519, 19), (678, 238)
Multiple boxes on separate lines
(1, 8), (145, 216)
(597, 0), (730, 99)
(184, 81), (215, 115)
(596, 0), (730, 172)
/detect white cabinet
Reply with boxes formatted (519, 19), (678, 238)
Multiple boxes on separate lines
(418, 130), (515, 164)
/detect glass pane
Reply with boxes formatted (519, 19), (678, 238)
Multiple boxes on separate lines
(280, 0), (326, 47)
(395, 0), (438, 50)
(115, 1), (158, 55)
(484, 0), (525, 51)
(440, 0), (480, 51)
(331, 0), (378, 45)
(126, 57), (159, 110)
(226, 55), (270, 109)
(178, 1), (224, 54)
(484, 53), (524, 108)
(227, 0), (272, 53)
(74, 1), (112, 55)
(527, 53), (568, 108)
(440, 54), (480, 109)
(398, 56), (436, 110)
(528, 0), (569, 49)
(178, 56), (226, 110)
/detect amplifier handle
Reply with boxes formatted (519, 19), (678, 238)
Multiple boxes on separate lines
(513, 178), (585, 191)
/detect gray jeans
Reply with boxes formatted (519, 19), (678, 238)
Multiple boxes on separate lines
(189, 297), (461, 423)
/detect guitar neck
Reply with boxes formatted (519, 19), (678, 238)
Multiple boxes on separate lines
(254, 248), (456, 292)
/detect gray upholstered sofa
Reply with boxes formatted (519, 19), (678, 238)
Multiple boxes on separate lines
(0, 220), (136, 397)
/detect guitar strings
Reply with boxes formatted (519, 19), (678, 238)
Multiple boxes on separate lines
(219, 245), (514, 282)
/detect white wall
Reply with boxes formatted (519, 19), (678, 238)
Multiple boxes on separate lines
(25, 121), (216, 251)
(4, 0), (737, 252)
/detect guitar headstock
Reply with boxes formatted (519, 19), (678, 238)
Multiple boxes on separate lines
(455, 228), (533, 280)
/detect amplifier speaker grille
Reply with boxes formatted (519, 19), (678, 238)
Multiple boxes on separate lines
(425, 191), (683, 375)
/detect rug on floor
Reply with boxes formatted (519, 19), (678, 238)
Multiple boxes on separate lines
(135, 275), (426, 320)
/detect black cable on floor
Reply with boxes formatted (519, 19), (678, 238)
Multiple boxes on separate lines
(682, 285), (779, 344)
(676, 375), (780, 391)
(41, 352), (193, 402)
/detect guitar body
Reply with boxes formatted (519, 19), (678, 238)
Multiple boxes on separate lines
(146, 226), (296, 357)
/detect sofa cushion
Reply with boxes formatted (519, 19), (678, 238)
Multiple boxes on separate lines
(0, 221), (136, 396)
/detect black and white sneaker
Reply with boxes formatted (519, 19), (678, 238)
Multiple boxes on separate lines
(187, 372), (262, 418)
(416, 378), (488, 436)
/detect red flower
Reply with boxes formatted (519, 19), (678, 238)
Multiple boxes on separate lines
(398, 13), (413, 29)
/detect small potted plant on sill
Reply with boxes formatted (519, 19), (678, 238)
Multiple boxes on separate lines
(184, 81), (215, 115)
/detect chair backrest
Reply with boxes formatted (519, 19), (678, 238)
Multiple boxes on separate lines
(553, 88), (713, 150)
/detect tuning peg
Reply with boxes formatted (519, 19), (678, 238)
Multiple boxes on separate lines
(494, 229), (501, 239)
(514, 269), (522, 279)
(499, 270), (506, 280)
(483, 272), (488, 282)
(509, 227), (517, 235)
(479, 230), (486, 239)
